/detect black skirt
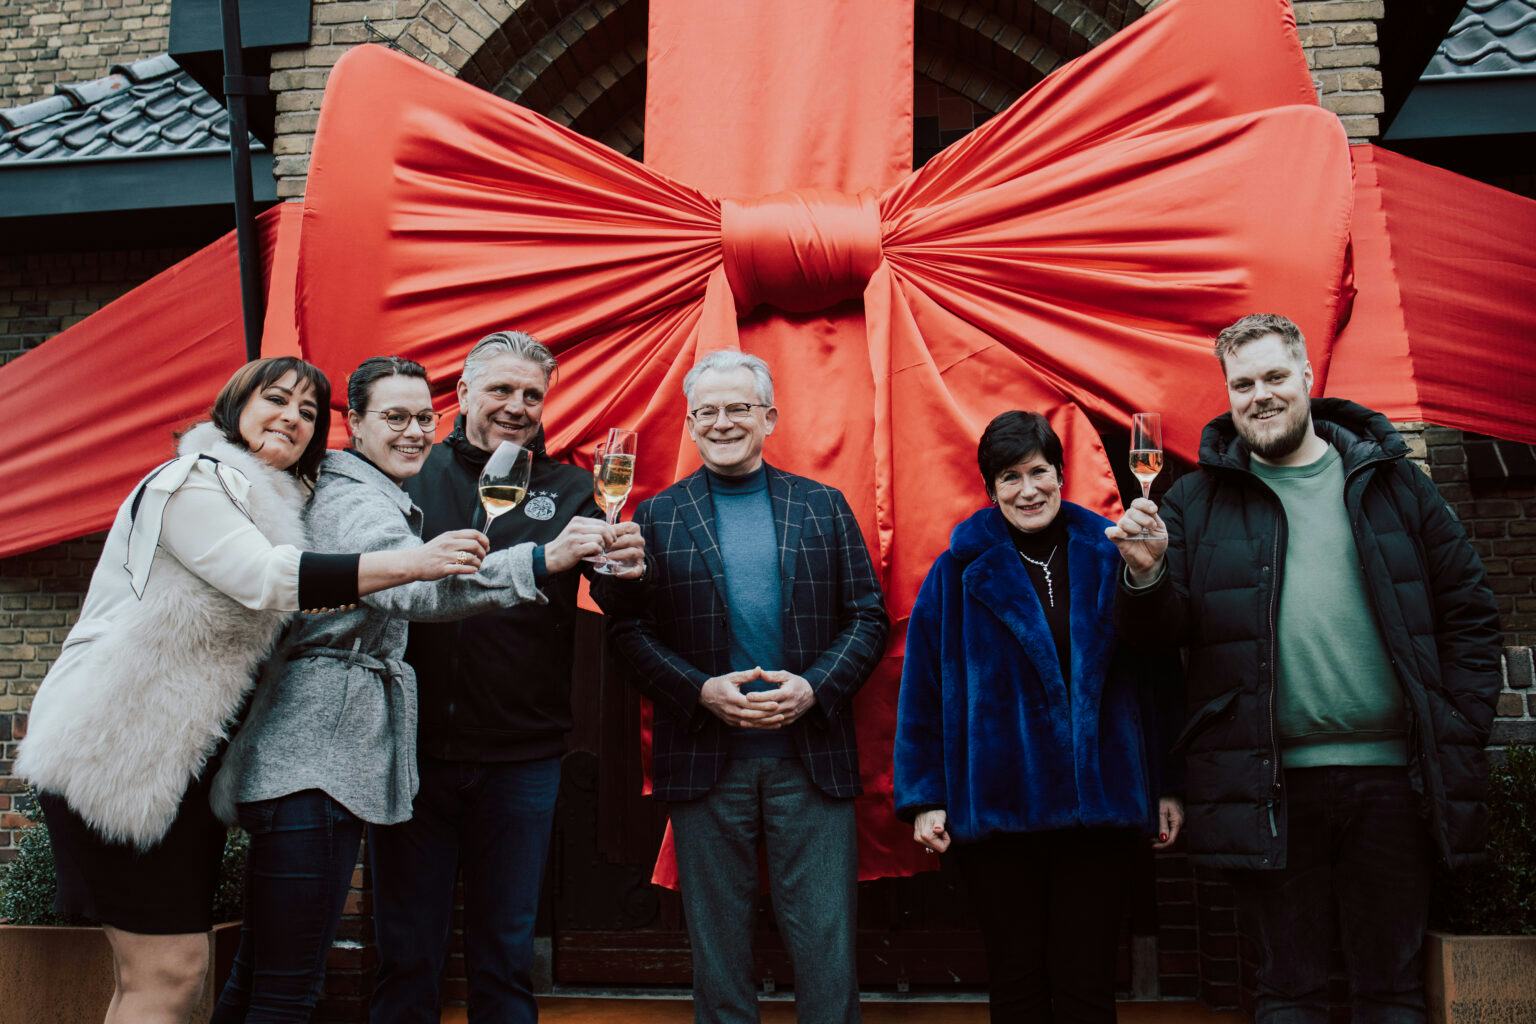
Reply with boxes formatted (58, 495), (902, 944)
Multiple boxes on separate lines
(39, 763), (227, 935)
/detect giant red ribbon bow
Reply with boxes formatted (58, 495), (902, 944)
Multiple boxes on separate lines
(297, 0), (1353, 879)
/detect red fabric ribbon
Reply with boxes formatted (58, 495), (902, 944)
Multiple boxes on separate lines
(722, 190), (883, 315)
(295, 0), (1354, 880)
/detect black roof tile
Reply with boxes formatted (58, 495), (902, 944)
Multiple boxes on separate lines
(0, 54), (263, 164)
(1426, 0), (1536, 77)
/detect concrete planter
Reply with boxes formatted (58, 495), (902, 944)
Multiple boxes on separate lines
(1426, 930), (1536, 1024)
(0, 920), (240, 1023)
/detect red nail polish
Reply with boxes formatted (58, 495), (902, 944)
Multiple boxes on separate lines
(1159, 833), (1168, 841)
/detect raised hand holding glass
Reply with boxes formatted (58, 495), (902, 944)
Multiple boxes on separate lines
(591, 428), (637, 575)
(479, 440), (533, 526)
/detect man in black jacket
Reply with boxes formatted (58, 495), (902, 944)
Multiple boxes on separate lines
(370, 331), (645, 1023)
(599, 351), (888, 1024)
(1110, 314), (1502, 1024)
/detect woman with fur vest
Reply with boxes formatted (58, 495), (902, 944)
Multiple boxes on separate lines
(893, 410), (1184, 1024)
(204, 355), (627, 1018)
(15, 356), (489, 1024)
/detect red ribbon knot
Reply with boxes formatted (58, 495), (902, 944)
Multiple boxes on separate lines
(721, 188), (882, 315)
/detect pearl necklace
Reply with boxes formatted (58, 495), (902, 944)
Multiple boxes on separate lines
(1017, 545), (1058, 608)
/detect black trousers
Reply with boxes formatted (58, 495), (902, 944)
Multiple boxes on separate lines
(1228, 765), (1431, 1024)
(951, 828), (1137, 1024)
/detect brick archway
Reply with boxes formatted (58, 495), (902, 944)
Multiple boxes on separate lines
(446, 0), (1151, 164)
(482, 0), (647, 158)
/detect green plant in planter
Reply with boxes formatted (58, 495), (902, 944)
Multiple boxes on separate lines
(0, 789), (75, 926)
(0, 788), (249, 926)
(1433, 743), (1536, 935)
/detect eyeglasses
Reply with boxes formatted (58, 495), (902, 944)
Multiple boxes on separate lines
(370, 409), (442, 432)
(688, 403), (771, 425)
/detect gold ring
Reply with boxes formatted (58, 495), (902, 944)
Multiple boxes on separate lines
(454, 551), (468, 565)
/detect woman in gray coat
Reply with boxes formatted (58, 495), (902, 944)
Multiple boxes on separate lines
(208, 356), (622, 1019)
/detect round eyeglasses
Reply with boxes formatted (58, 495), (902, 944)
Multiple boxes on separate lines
(371, 409), (442, 432)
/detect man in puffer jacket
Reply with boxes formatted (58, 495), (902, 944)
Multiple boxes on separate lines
(1109, 313), (1502, 1024)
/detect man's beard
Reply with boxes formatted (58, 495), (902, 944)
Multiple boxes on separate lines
(1238, 401), (1312, 461)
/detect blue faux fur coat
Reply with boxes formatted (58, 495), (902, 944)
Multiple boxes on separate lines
(894, 502), (1175, 843)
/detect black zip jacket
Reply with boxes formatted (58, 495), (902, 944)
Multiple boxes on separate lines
(404, 421), (599, 761)
(1118, 398), (1502, 870)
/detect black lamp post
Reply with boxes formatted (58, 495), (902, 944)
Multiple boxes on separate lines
(219, 0), (265, 362)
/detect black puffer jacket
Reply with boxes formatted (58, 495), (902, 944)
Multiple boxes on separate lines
(404, 422), (599, 762)
(1119, 398), (1502, 870)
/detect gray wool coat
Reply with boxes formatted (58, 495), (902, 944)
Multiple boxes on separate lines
(212, 450), (545, 825)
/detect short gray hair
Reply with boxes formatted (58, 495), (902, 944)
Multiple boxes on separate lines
(462, 330), (557, 386)
(682, 350), (774, 406)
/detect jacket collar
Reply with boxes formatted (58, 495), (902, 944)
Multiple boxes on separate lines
(957, 503), (1119, 702)
(323, 449), (416, 516)
(1198, 397), (1407, 476)
(444, 416), (550, 473)
(175, 421), (305, 508)
(674, 462), (805, 605)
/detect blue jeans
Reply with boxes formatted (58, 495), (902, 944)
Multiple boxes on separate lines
(1229, 766), (1432, 1024)
(211, 790), (365, 1023)
(368, 755), (562, 1024)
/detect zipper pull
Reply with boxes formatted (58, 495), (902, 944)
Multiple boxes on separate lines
(1267, 799), (1279, 838)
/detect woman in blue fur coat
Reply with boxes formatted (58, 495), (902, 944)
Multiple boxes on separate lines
(894, 411), (1183, 1024)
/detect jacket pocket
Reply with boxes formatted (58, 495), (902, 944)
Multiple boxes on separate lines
(1171, 688), (1240, 755)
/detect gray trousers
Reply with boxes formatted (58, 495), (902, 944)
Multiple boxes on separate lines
(670, 756), (861, 1024)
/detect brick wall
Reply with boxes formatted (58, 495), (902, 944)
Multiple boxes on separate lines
(1294, 0), (1384, 140)
(1422, 426), (1536, 651)
(0, 248), (195, 368)
(267, 1), (430, 199)
(0, 1), (171, 106)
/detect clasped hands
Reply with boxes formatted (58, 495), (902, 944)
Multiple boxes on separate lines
(700, 667), (815, 729)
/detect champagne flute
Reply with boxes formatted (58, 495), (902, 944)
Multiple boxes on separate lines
(1128, 413), (1164, 541)
(479, 440), (533, 526)
(592, 428), (637, 575)
(591, 441), (611, 517)
(583, 441), (612, 566)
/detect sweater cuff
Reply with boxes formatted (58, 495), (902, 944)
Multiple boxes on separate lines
(1122, 561), (1166, 592)
(298, 552), (360, 611)
(532, 545), (549, 585)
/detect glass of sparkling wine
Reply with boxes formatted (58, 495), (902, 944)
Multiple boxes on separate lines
(591, 428), (637, 575)
(1129, 413), (1164, 540)
(584, 441), (613, 564)
(479, 440), (533, 526)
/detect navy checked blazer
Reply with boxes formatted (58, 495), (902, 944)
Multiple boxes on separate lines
(599, 464), (889, 801)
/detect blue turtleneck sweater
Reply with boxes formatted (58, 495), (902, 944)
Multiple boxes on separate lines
(708, 465), (791, 758)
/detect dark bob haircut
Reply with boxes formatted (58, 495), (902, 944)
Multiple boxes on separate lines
(347, 355), (428, 414)
(977, 410), (1064, 497)
(209, 356), (332, 487)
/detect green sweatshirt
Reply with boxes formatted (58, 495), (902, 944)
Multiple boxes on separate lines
(1252, 447), (1409, 768)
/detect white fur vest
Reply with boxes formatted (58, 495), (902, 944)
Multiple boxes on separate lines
(16, 423), (307, 850)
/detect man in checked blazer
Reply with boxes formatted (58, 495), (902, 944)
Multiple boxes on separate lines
(601, 350), (889, 1024)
